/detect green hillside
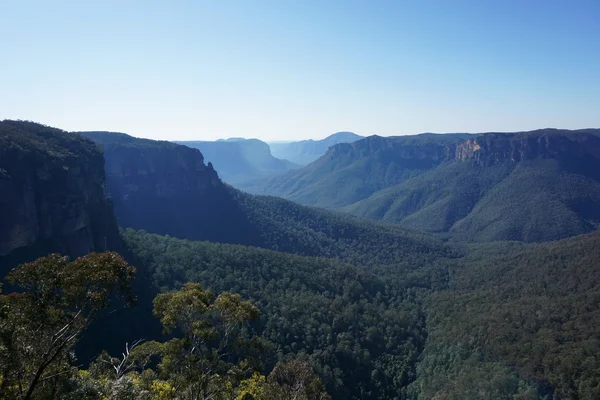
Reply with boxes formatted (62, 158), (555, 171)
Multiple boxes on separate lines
(346, 157), (600, 242)
(250, 134), (471, 208)
(2, 121), (600, 400)
(81, 130), (450, 262)
(254, 129), (600, 242)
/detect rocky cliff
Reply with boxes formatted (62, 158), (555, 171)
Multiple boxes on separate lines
(328, 133), (472, 166)
(79, 132), (253, 244)
(327, 129), (600, 168)
(175, 138), (297, 187)
(0, 121), (119, 261)
(454, 129), (600, 166)
(341, 129), (600, 242)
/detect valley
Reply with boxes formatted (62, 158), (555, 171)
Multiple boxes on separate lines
(1, 120), (599, 399)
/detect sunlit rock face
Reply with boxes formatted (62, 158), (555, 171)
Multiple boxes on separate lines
(454, 129), (600, 166)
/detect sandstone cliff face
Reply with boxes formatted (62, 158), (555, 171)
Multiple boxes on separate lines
(80, 132), (244, 243)
(327, 129), (600, 169)
(326, 133), (471, 168)
(80, 131), (220, 200)
(454, 129), (600, 166)
(0, 121), (119, 258)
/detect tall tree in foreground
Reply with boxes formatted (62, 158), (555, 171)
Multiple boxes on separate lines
(0, 252), (135, 400)
(87, 283), (331, 400)
(150, 283), (261, 399)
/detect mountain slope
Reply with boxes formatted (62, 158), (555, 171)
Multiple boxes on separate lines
(255, 129), (600, 242)
(2, 121), (598, 399)
(346, 129), (600, 242)
(269, 131), (364, 166)
(175, 138), (298, 187)
(80, 130), (452, 264)
(250, 134), (472, 208)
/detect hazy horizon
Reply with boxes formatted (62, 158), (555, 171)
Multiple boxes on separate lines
(2, 1), (599, 141)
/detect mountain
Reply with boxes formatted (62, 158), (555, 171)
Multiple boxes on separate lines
(2, 121), (599, 399)
(255, 129), (600, 242)
(250, 133), (472, 206)
(80, 130), (450, 263)
(0, 121), (120, 267)
(174, 138), (298, 187)
(79, 131), (255, 245)
(268, 131), (363, 165)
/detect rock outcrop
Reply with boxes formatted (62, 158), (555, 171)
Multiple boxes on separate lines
(0, 121), (119, 259)
(174, 138), (297, 187)
(80, 132), (251, 244)
(454, 129), (600, 166)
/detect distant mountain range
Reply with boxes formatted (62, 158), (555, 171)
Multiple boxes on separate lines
(269, 131), (363, 165)
(173, 138), (298, 186)
(171, 132), (364, 188)
(251, 129), (600, 242)
(77, 130), (438, 259)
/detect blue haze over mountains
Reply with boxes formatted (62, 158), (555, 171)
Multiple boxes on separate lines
(2, 0), (600, 397)
(174, 131), (363, 187)
(2, 120), (600, 399)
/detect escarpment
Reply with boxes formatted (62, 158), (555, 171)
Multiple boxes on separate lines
(454, 129), (600, 166)
(79, 131), (257, 244)
(0, 121), (119, 262)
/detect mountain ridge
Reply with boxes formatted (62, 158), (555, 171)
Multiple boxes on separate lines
(253, 128), (600, 242)
(175, 138), (298, 187)
(268, 131), (364, 165)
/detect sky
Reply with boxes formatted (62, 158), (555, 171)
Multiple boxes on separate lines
(1, 0), (599, 141)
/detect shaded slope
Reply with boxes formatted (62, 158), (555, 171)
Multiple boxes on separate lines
(0, 121), (120, 265)
(79, 131), (249, 244)
(80, 131), (452, 263)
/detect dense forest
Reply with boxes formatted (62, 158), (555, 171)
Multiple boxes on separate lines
(1, 121), (599, 399)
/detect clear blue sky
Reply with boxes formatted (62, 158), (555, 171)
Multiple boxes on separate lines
(1, 0), (599, 141)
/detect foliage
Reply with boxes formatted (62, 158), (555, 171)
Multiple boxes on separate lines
(0, 252), (135, 400)
(1, 254), (330, 399)
(83, 284), (329, 400)
(412, 232), (600, 399)
(122, 229), (443, 399)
